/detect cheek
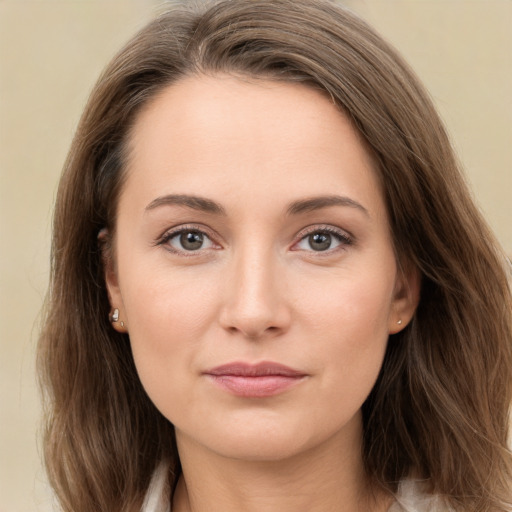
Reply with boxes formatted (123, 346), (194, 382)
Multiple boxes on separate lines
(121, 257), (220, 339)
(118, 261), (222, 408)
(296, 262), (395, 401)
(298, 264), (395, 343)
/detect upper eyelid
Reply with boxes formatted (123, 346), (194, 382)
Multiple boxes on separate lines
(159, 223), (218, 241)
(294, 224), (353, 241)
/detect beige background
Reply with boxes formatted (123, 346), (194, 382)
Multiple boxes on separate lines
(1, 1), (510, 511)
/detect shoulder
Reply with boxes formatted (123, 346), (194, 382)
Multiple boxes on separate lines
(388, 480), (452, 512)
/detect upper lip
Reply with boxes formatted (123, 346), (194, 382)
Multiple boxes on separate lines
(204, 361), (307, 377)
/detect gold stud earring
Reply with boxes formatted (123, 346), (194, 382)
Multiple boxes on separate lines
(397, 319), (403, 325)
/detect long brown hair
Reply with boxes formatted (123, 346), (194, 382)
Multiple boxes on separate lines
(38, 1), (512, 510)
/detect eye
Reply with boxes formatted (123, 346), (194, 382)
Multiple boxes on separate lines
(161, 228), (217, 253)
(293, 228), (352, 252)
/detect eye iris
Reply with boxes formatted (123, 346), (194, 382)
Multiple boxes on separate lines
(309, 232), (331, 251)
(180, 231), (204, 250)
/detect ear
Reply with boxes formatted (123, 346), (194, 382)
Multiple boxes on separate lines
(388, 263), (421, 334)
(98, 228), (128, 334)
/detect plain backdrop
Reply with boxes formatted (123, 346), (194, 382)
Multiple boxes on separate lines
(1, 1), (510, 511)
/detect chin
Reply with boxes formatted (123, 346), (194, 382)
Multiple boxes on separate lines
(207, 431), (315, 462)
(175, 409), (361, 464)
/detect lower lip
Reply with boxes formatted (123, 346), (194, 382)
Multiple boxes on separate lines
(207, 375), (305, 398)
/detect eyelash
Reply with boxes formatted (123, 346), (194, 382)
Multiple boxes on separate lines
(156, 224), (220, 256)
(291, 225), (353, 254)
(156, 224), (353, 255)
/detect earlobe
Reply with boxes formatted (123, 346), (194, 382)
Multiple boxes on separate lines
(109, 307), (129, 333)
(388, 264), (421, 334)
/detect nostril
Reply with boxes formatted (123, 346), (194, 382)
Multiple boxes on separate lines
(225, 324), (283, 340)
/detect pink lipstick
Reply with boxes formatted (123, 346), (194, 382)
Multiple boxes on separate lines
(204, 362), (307, 398)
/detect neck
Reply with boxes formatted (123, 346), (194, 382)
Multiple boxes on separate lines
(172, 415), (392, 512)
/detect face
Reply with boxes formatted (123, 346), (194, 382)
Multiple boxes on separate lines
(105, 75), (418, 462)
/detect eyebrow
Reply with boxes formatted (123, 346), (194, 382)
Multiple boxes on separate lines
(144, 193), (368, 217)
(145, 194), (226, 215)
(286, 195), (369, 217)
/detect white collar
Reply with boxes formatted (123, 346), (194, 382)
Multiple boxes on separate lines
(141, 462), (171, 512)
(389, 480), (448, 511)
(141, 467), (446, 512)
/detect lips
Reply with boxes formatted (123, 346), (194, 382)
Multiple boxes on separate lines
(204, 361), (307, 398)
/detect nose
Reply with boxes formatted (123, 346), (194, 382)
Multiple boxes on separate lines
(219, 245), (291, 340)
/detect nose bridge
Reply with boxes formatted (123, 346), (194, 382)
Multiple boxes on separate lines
(237, 243), (275, 305)
(220, 239), (289, 338)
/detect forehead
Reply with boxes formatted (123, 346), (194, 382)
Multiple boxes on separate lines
(122, 74), (384, 217)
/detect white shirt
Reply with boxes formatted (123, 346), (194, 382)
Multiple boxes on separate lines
(389, 480), (449, 511)
(141, 464), (448, 512)
(141, 462), (171, 512)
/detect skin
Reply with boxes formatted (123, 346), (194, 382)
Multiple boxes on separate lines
(105, 75), (419, 512)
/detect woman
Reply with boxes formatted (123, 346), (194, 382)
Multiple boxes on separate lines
(38, 1), (512, 511)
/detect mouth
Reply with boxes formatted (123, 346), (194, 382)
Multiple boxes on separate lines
(203, 361), (308, 398)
